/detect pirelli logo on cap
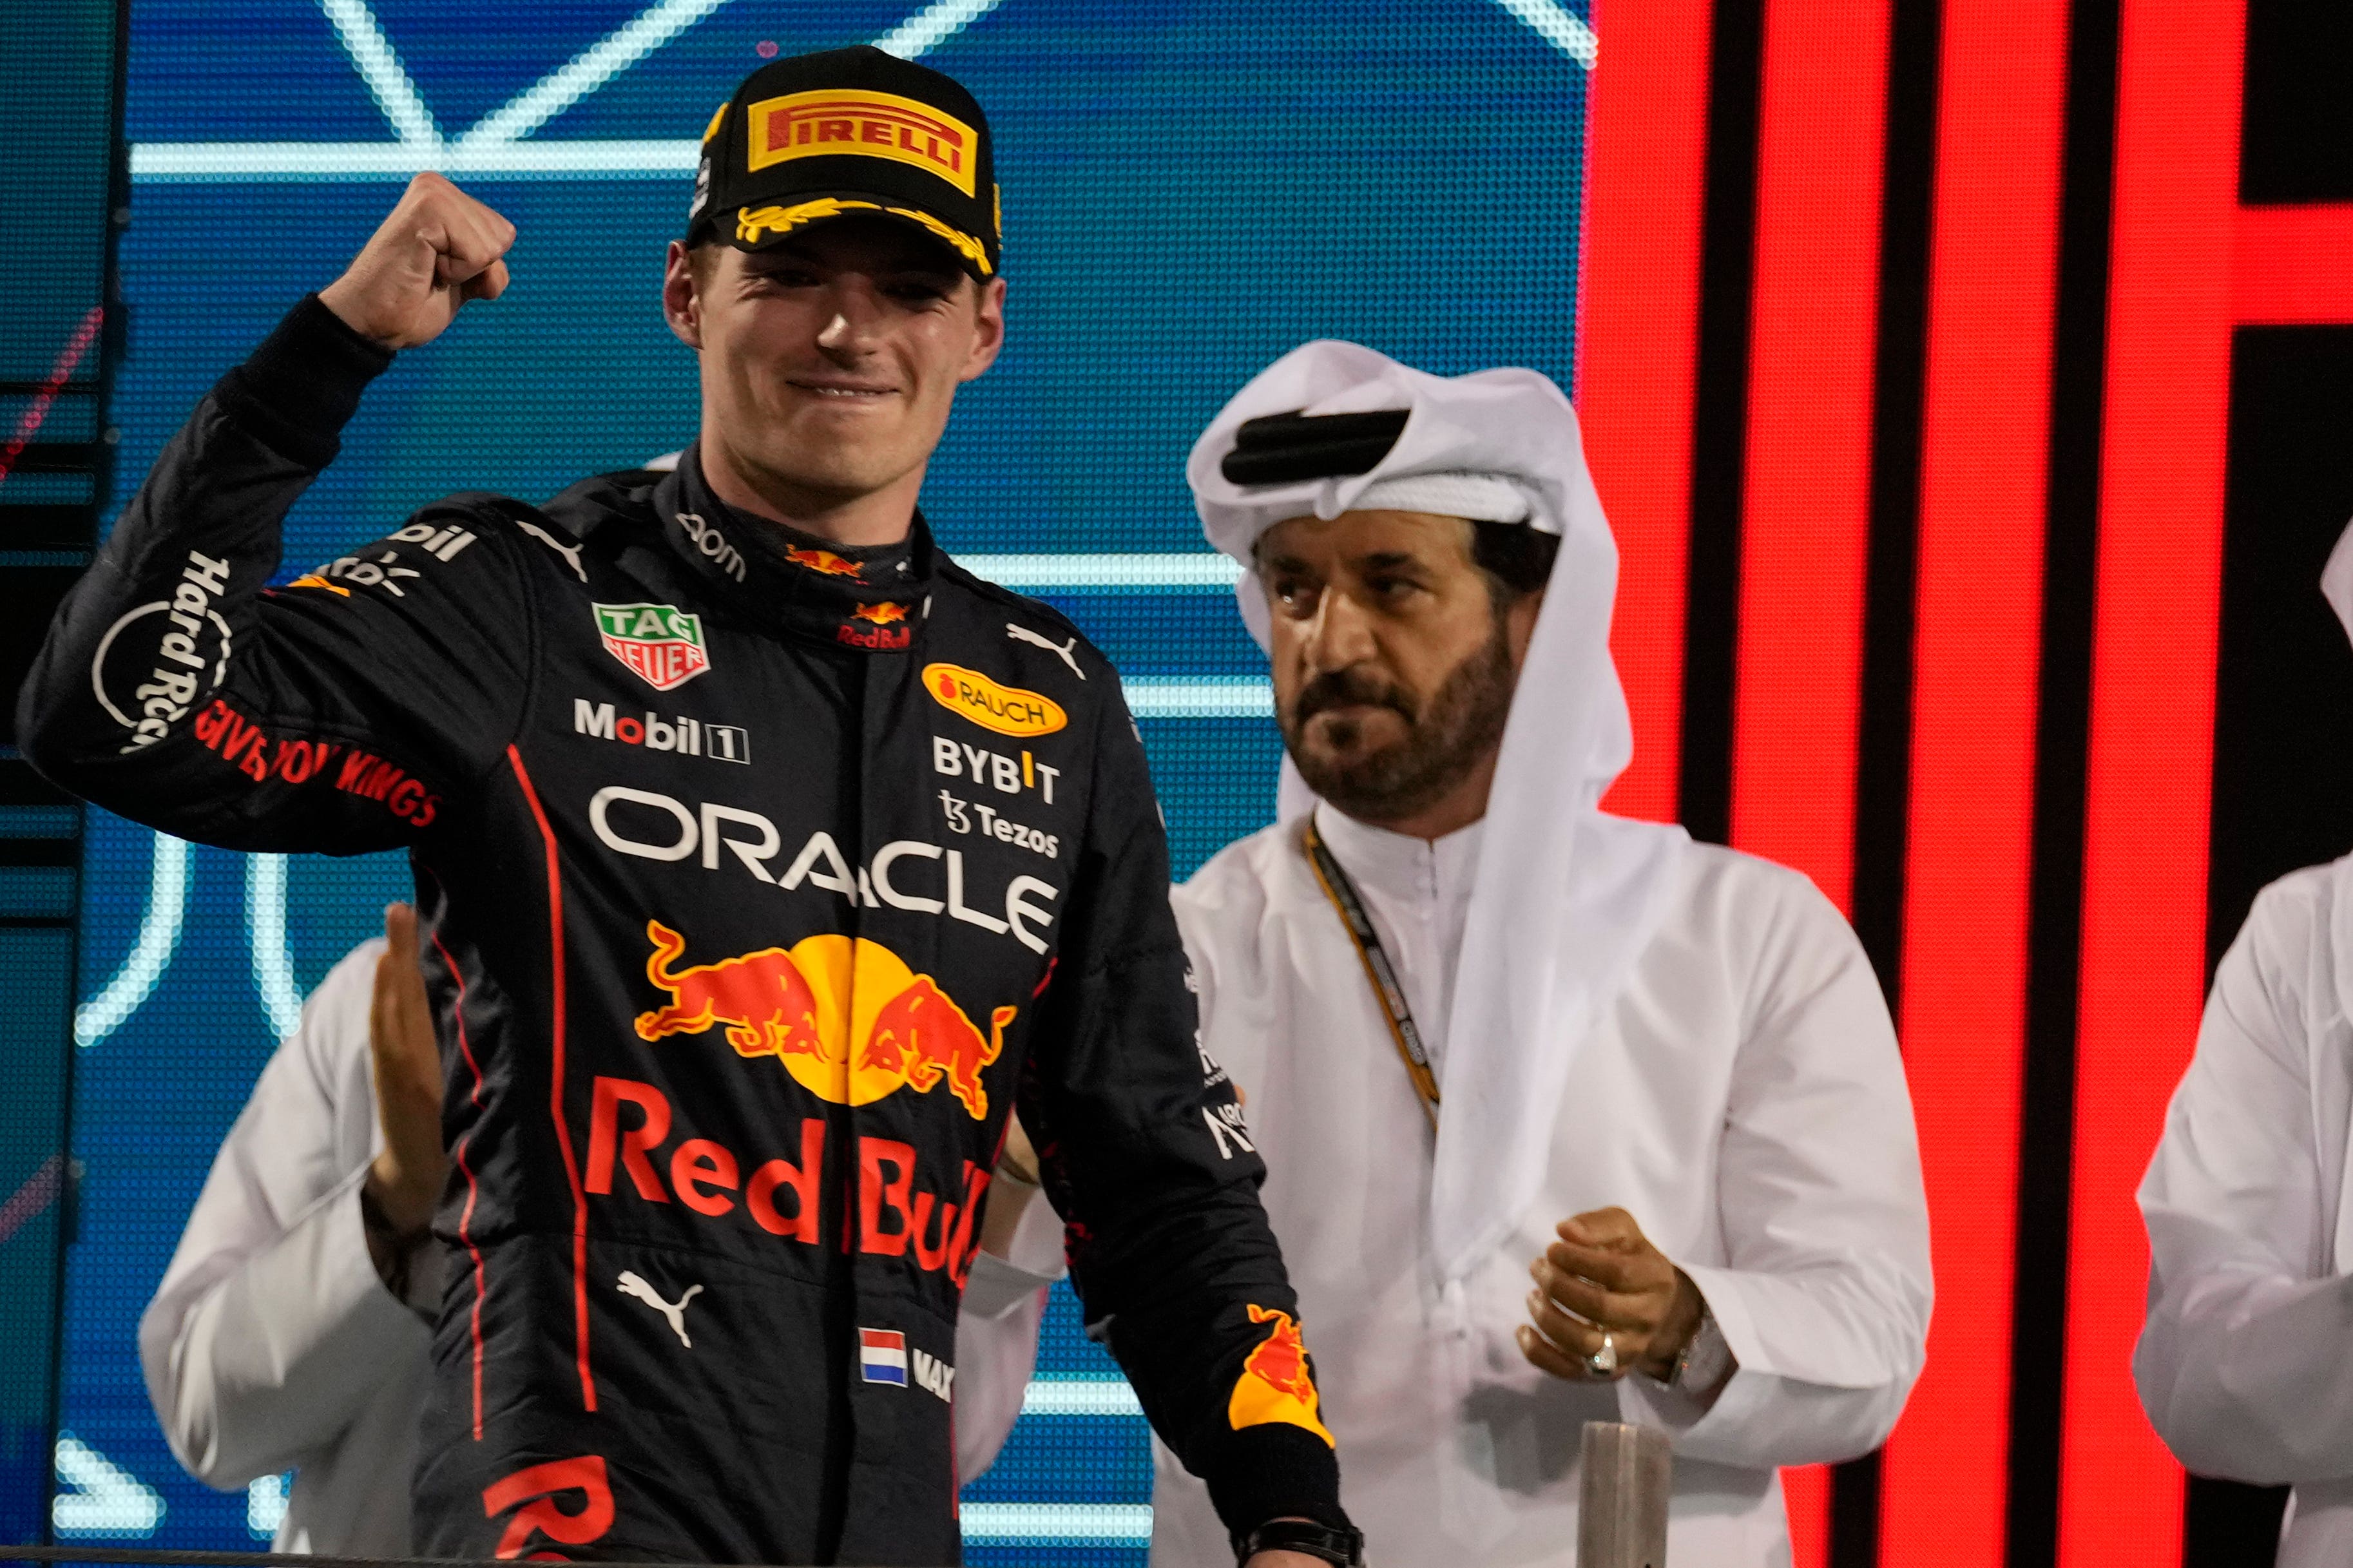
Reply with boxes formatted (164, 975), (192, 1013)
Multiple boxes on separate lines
(745, 90), (979, 198)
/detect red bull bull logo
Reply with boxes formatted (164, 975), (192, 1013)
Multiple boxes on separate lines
(635, 920), (1015, 1120)
(1227, 1305), (1335, 1446)
(785, 546), (863, 578)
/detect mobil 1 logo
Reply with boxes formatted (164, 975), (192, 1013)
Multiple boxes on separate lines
(574, 700), (748, 764)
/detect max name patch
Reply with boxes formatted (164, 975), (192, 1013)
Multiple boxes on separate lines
(922, 663), (1065, 738)
(858, 1328), (953, 1402)
(595, 602), (710, 692)
(745, 89), (978, 198)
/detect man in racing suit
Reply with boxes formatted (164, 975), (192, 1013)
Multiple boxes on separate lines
(20, 45), (1354, 1568)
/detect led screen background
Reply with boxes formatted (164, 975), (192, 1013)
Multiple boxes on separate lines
(42, 1), (2353, 1565)
(54, 0), (1596, 1558)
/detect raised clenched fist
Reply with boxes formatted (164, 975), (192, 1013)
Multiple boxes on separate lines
(318, 171), (516, 350)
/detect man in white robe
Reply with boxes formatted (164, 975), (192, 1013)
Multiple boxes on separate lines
(1138, 341), (1934, 1566)
(2134, 517), (2353, 1568)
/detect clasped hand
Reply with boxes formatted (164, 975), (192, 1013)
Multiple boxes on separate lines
(1515, 1206), (1703, 1382)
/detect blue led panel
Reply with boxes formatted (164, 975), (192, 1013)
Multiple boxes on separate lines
(64, 1), (1590, 1556)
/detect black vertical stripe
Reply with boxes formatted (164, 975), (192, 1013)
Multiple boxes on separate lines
(1836, 0), (1943, 1551)
(1677, 0), (1767, 847)
(2007, 0), (2120, 1561)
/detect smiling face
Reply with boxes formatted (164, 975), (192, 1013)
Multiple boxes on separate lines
(1260, 510), (1544, 836)
(662, 215), (1005, 534)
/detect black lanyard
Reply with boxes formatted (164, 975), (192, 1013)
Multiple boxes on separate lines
(1300, 817), (1441, 1129)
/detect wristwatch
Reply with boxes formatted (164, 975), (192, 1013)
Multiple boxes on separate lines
(1667, 1303), (1733, 1394)
(1234, 1519), (1365, 1566)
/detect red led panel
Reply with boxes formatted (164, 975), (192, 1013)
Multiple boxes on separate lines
(1780, 1463), (1829, 1568)
(2233, 203), (2353, 325)
(1728, 0), (1892, 918)
(1581, 0), (1714, 825)
(1733, 4), (1895, 1556)
(2061, 0), (2246, 1560)
(1875, 1), (2070, 1562)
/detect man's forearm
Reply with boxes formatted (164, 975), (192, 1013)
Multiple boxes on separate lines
(161, 1171), (427, 1482)
(2138, 1268), (2353, 1482)
(16, 296), (390, 816)
(1627, 1260), (1923, 1467)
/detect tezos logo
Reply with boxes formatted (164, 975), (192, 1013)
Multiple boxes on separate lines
(921, 663), (1066, 738)
(593, 602), (711, 692)
(573, 699), (747, 763)
(94, 550), (233, 754)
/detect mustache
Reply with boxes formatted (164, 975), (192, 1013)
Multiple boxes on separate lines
(1289, 669), (1417, 725)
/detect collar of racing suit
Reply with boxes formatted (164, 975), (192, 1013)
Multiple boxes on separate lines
(635, 442), (941, 653)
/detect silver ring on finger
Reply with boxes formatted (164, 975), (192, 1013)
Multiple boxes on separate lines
(1585, 1332), (1618, 1377)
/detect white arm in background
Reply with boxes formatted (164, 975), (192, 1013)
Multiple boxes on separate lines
(137, 939), (430, 1487)
(2135, 871), (2353, 1484)
(1621, 874), (1935, 1468)
(954, 1184), (1066, 1481)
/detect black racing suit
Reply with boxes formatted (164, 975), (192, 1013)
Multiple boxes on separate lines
(20, 297), (1345, 1564)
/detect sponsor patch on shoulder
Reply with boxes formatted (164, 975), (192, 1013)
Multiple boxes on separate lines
(922, 663), (1066, 738)
(593, 602), (710, 691)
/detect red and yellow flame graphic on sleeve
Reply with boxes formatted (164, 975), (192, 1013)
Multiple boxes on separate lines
(1227, 1304), (1334, 1446)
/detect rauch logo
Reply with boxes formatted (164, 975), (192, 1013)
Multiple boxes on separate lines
(921, 663), (1065, 738)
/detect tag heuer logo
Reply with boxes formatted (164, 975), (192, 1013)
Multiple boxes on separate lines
(594, 602), (710, 691)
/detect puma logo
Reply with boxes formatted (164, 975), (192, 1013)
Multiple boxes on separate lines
(1006, 623), (1083, 680)
(516, 519), (586, 582)
(617, 1270), (703, 1348)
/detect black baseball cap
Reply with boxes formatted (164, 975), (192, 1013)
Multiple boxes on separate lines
(686, 45), (1001, 280)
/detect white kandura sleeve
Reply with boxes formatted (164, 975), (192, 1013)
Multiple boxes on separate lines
(138, 939), (430, 1489)
(1620, 874), (1934, 1468)
(953, 1185), (1066, 1481)
(2133, 874), (2353, 1484)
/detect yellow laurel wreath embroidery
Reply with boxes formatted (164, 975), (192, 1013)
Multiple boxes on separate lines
(701, 101), (727, 144)
(735, 198), (883, 245)
(883, 207), (993, 276)
(733, 200), (994, 277)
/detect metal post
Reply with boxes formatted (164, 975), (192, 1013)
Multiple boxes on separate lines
(1577, 1421), (1672, 1568)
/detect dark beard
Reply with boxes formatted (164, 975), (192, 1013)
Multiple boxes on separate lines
(1279, 619), (1517, 826)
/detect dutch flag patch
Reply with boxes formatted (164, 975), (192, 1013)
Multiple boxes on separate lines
(860, 1328), (908, 1387)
